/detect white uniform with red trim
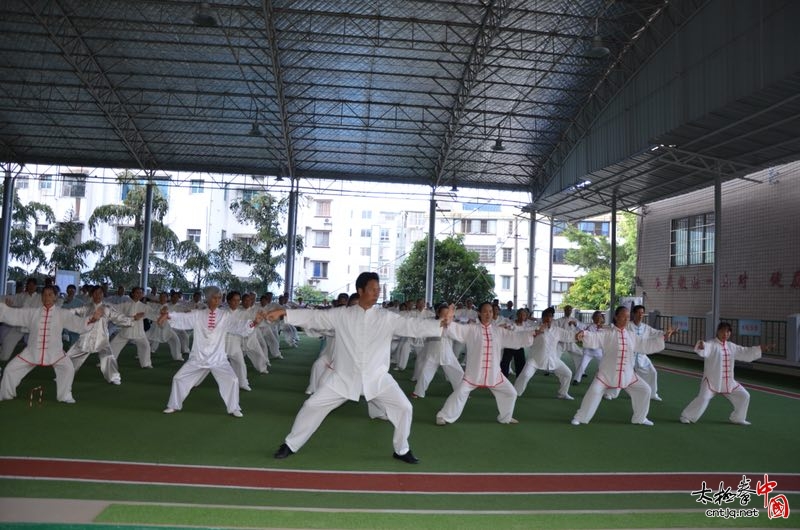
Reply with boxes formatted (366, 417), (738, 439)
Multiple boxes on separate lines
(280, 305), (444, 456)
(0, 304), (93, 402)
(680, 338), (761, 424)
(572, 326), (664, 425)
(164, 308), (257, 415)
(436, 322), (534, 424)
(513, 325), (575, 398)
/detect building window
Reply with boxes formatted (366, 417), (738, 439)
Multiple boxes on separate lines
(577, 221), (609, 236)
(241, 188), (259, 202)
(671, 213), (714, 266)
(407, 212), (426, 226)
(501, 275), (511, 290)
(234, 236), (255, 261)
(36, 223), (49, 235)
(552, 280), (573, 293)
(360, 228), (372, 238)
(186, 229), (201, 244)
(460, 219), (497, 235)
(190, 180), (204, 194)
(313, 230), (330, 247)
(61, 176), (86, 198)
(316, 200), (331, 217)
(311, 261), (329, 278)
(382, 212), (396, 222)
(362, 210), (372, 219)
(39, 175), (54, 192)
(16, 178), (28, 189)
(552, 248), (568, 264)
(552, 220), (568, 235)
(380, 228), (390, 242)
(502, 248), (512, 263)
(360, 247), (371, 257)
(466, 245), (496, 263)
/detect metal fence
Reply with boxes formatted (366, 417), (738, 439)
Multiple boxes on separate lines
(654, 315), (787, 360)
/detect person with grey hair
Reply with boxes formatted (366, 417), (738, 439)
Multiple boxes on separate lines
(158, 286), (267, 417)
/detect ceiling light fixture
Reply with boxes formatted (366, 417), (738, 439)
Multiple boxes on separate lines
(275, 176), (284, 182)
(248, 121), (261, 136)
(587, 18), (609, 58)
(450, 185), (458, 193)
(491, 138), (506, 152)
(192, 2), (218, 28)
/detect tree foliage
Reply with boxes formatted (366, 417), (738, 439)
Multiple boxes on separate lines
(562, 212), (638, 310)
(395, 235), (494, 304)
(0, 186), (55, 274)
(221, 193), (303, 293)
(85, 175), (180, 288)
(294, 283), (328, 305)
(40, 209), (104, 274)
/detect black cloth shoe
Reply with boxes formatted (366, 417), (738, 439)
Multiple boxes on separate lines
(274, 443), (294, 459)
(393, 450), (419, 464)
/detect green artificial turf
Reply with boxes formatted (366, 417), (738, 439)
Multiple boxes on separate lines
(0, 334), (798, 529)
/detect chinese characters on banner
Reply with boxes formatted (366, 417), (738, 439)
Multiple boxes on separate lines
(654, 270), (799, 290)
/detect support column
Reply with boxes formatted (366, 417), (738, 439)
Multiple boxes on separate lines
(512, 217), (519, 309)
(424, 192), (436, 306)
(547, 215), (554, 308)
(708, 169), (722, 337)
(526, 209), (536, 312)
(0, 168), (15, 294)
(610, 193), (617, 309)
(284, 180), (298, 300)
(140, 182), (154, 291)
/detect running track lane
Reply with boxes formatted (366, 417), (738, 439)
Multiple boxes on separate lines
(1, 457), (798, 494)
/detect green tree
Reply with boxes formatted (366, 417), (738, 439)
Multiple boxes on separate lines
(85, 173), (181, 288)
(294, 283), (328, 305)
(174, 239), (237, 292)
(220, 193), (303, 293)
(40, 209), (104, 275)
(395, 235), (494, 304)
(562, 212), (638, 309)
(0, 186), (56, 277)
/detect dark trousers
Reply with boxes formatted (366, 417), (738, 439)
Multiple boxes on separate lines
(501, 348), (526, 378)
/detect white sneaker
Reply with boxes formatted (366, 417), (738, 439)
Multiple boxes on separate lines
(679, 416), (691, 424)
(603, 394), (614, 400)
(732, 419), (751, 426)
(639, 419), (654, 426)
(61, 397), (76, 404)
(241, 385), (252, 392)
(558, 393), (575, 400)
(111, 379), (121, 386)
(507, 418), (519, 424)
(570, 418), (581, 426)
(230, 410), (243, 418)
(162, 407), (177, 414)
(652, 394), (662, 401)
(435, 416), (447, 426)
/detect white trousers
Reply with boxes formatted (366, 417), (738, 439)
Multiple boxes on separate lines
(605, 354), (659, 400)
(394, 338), (412, 370)
(175, 329), (191, 354)
(514, 358), (572, 397)
(0, 355), (75, 402)
(306, 350), (333, 394)
(243, 334), (269, 373)
(437, 377), (518, 424)
(226, 340), (251, 390)
(681, 380), (750, 424)
(261, 326), (282, 358)
(413, 352), (464, 397)
(573, 353), (601, 383)
(572, 377), (651, 424)
(109, 335), (152, 368)
(284, 380), (413, 455)
(68, 343), (120, 384)
(166, 360), (241, 414)
(150, 330), (183, 361)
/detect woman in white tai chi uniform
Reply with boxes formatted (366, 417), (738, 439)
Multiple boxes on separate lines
(0, 286), (101, 403)
(571, 306), (673, 426)
(513, 307), (576, 400)
(69, 285), (144, 385)
(435, 302), (535, 426)
(159, 286), (266, 417)
(269, 272), (450, 464)
(572, 310), (605, 385)
(680, 322), (771, 426)
(411, 304), (464, 399)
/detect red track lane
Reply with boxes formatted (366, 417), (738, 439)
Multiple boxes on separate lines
(1, 457), (798, 494)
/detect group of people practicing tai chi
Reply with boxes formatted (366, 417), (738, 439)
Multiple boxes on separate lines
(0, 272), (773, 464)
